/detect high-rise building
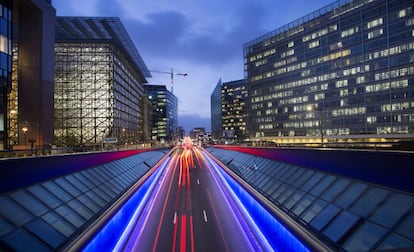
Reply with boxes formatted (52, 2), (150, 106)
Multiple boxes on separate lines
(7, 0), (56, 150)
(54, 17), (151, 148)
(244, 0), (414, 145)
(221, 79), (249, 141)
(144, 85), (178, 144)
(210, 79), (222, 139)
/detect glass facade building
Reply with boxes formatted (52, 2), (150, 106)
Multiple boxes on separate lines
(244, 0), (414, 145)
(54, 17), (151, 147)
(0, 0), (12, 149)
(210, 79), (222, 140)
(221, 79), (249, 141)
(144, 85), (178, 144)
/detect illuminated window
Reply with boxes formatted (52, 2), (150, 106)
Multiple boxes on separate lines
(367, 18), (383, 29)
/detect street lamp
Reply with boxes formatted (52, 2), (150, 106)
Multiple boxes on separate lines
(307, 105), (324, 146)
(22, 126), (28, 147)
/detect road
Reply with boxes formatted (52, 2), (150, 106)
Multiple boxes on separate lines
(118, 145), (266, 252)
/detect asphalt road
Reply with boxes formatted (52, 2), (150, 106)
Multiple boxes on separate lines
(120, 145), (263, 252)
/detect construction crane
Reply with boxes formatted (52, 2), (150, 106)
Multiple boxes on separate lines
(150, 68), (188, 93)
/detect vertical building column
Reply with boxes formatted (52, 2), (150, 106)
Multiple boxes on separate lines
(17, 0), (55, 149)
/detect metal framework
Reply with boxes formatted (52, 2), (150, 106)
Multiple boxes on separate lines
(54, 42), (144, 147)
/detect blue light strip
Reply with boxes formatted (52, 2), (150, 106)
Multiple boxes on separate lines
(203, 152), (310, 252)
(82, 157), (170, 252)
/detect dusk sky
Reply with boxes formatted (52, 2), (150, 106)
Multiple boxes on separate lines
(53, 0), (335, 133)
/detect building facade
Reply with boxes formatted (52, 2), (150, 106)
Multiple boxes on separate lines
(244, 0), (414, 145)
(144, 85), (178, 144)
(7, 0), (55, 150)
(221, 79), (249, 142)
(54, 17), (150, 148)
(210, 78), (222, 140)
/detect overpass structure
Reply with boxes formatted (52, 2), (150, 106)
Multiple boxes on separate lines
(0, 146), (413, 251)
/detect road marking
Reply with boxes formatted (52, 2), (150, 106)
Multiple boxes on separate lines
(203, 210), (208, 223)
(173, 211), (177, 224)
(196, 179), (200, 185)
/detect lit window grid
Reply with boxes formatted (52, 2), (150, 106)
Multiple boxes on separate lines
(245, 0), (414, 138)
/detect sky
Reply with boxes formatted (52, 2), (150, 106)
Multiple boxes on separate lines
(53, 0), (335, 133)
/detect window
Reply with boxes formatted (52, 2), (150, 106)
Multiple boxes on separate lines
(367, 18), (383, 29)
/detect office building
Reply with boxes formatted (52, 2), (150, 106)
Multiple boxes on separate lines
(54, 17), (151, 147)
(244, 0), (414, 145)
(7, 0), (55, 150)
(144, 85), (178, 144)
(210, 79), (222, 139)
(221, 79), (249, 141)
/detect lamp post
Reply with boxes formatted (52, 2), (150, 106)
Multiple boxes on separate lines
(22, 126), (28, 147)
(307, 106), (324, 146)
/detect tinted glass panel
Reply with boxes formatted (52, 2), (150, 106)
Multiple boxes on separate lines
(1, 229), (51, 252)
(55, 178), (81, 198)
(396, 212), (414, 241)
(301, 199), (328, 223)
(310, 204), (341, 231)
(344, 222), (387, 251)
(349, 187), (388, 217)
(55, 205), (85, 228)
(301, 173), (324, 191)
(0, 217), (13, 236)
(323, 211), (360, 242)
(292, 194), (315, 216)
(28, 185), (62, 209)
(67, 199), (94, 220)
(25, 218), (66, 249)
(335, 182), (367, 208)
(9, 190), (48, 216)
(310, 175), (335, 196)
(378, 233), (414, 250)
(370, 193), (414, 228)
(65, 175), (89, 193)
(0, 197), (33, 226)
(42, 212), (75, 237)
(321, 178), (350, 202)
(42, 182), (71, 202)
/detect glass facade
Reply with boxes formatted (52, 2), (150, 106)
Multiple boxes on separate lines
(221, 79), (249, 141)
(210, 79), (222, 140)
(144, 85), (178, 143)
(54, 17), (151, 147)
(0, 0), (11, 149)
(207, 147), (414, 251)
(244, 0), (414, 143)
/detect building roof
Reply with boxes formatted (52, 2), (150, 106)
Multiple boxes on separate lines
(56, 16), (151, 79)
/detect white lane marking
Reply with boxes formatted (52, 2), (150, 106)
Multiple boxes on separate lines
(173, 211), (177, 224)
(196, 179), (200, 185)
(203, 210), (208, 223)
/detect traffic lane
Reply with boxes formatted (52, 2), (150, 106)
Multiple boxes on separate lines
(123, 149), (181, 251)
(190, 147), (256, 252)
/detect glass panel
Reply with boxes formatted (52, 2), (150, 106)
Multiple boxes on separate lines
(349, 187), (388, 217)
(65, 175), (89, 193)
(300, 199), (328, 223)
(285, 168), (305, 185)
(28, 185), (62, 209)
(321, 178), (350, 202)
(86, 191), (106, 207)
(25, 218), (66, 249)
(67, 199), (94, 220)
(0, 197), (33, 226)
(323, 211), (360, 242)
(396, 212), (414, 241)
(55, 178), (81, 197)
(285, 190), (305, 210)
(292, 170), (314, 188)
(334, 182), (367, 208)
(77, 194), (100, 214)
(378, 233), (414, 250)
(9, 190), (48, 216)
(0, 217), (13, 236)
(292, 194), (315, 216)
(92, 187), (111, 203)
(1, 228), (51, 252)
(310, 175), (335, 196)
(344, 222), (387, 252)
(276, 186), (295, 204)
(55, 205), (85, 228)
(42, 212), (75, 237)
(301, 172), (324, 192)
(73, 172), (96, 189)
(370, 193), (414, 228)
(310, 204), (341, 231)
(42, 181), (72, 202)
